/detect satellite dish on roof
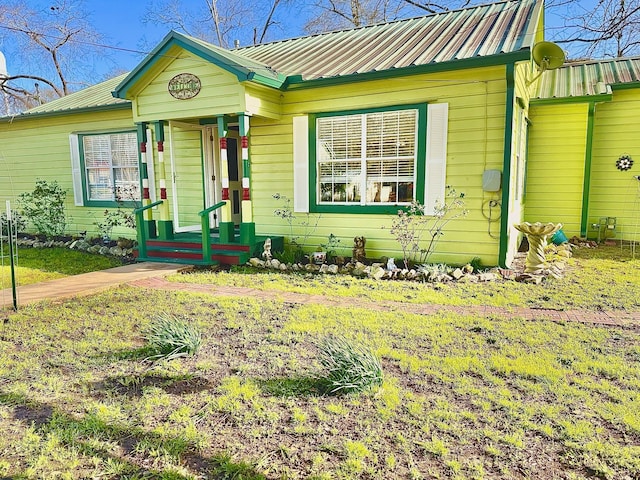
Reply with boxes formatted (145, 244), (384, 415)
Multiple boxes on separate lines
(0, 51), (8, 78)
(527, 41), (565, 85)
(532, 41), (565, 71)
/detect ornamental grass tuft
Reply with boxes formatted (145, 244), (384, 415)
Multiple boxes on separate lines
(143, 314), (202, 361)
(318, 335), (383, 395)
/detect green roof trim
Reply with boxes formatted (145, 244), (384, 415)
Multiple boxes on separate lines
(530, 93), (613, 105)
(283, 50), (532, 90)
(112, 31), (287, 99)
(0, 102), (131, 123)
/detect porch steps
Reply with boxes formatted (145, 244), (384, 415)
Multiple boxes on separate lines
(136, 240), (252, 266)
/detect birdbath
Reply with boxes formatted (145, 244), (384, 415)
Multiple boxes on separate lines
(514, 222), (562, 275)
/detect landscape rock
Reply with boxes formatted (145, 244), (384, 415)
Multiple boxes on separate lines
(451, 268), (464, 280)
(249, 257), (264, 268)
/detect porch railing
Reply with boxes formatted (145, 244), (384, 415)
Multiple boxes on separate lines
(198, 201), (226, 261)
(134, 200), (163, 259)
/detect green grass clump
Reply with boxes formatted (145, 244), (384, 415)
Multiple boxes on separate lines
(143, 314), (202, 361)
(318, 335), (383, 394)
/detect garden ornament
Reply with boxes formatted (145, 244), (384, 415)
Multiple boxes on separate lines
(352, 236), (366, 263)
(386, 258), (397, 271)
(514, 222), (562, 275)
(261, 238), (272, 261)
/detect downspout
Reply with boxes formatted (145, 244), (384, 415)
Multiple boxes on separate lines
(580, 102), (596, 237)
(498, 63), (516, 268)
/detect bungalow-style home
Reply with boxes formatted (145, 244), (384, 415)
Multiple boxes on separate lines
(0, 0), (637, 267)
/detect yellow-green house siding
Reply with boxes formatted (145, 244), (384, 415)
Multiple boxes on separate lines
(131, 46), (246, 123)
(250, 66), (510, 266)
(589, 89), (640, 241)
(526, 89), (640, 243)
(0, 109), (137, 238)
(525, 103), (589, 236)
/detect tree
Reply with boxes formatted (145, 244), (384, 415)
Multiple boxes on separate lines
(0, 0), (106, 114)
(143, 0), (291, 48)
(303, 0), (474, 34)
(549, 0), (640, 58)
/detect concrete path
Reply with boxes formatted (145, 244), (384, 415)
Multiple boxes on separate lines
(0, 262), (188, 311)
(1, 262), (638, 329)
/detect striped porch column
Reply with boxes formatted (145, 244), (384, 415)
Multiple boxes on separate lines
(155, 120), (173, 239)
(217, 115), (235, 243)
(239, 113), (255, 245)
(136, 122), (156, 239)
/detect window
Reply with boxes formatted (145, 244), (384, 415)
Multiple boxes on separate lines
(316, 108), (418, 205)
(293, 103), (447, 215)
(74, 131), (140, 206)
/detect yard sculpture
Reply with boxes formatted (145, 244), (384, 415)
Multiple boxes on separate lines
(514, 222), (562, 275)
(352, 236), (366, 263)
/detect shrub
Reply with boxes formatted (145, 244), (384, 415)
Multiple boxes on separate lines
(143, 314), (202, 361)
(0, 210), (26, 236)
(17, 179), (67, 239)
(318, 335), (383, 395)
(387, 187), (467, 269)
(273, 193), (321, 255)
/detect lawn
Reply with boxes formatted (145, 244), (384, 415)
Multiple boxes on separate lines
(0, 247), (124, 287)
(0, 246), (639, 479)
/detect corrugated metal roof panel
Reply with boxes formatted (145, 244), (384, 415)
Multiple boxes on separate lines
(238, 0), (541, 80)
(9, 0), (542, 117)
(23, 74), (130, 115)
(533, 57), (640, 100)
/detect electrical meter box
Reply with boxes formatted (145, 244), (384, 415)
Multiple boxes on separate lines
(482, 169), (502, 192)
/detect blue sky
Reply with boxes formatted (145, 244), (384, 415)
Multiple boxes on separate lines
(0, 0), (599, 86)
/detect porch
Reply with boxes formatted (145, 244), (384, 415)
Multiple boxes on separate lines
(134, 200), (283, 266)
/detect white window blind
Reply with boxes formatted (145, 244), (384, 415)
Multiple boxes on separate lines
(82, 132), (140, 202)
(317, 109), (418, 205)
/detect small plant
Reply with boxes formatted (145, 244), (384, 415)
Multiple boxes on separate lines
(318, 335), (383, 395)
(0, 210), (26, 236)
(273, 193), (321, 257)
(143, 314), (202, 361)
(416, 263), (451, 282)
(320, 233), (342, 262)
(387, 187), (467, 269)
(96, 208), (136, 241)
(17, 179), (67, 239)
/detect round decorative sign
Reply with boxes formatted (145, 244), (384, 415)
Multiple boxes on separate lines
(168, 73), (201, 100)
(616, 154), (633, 171)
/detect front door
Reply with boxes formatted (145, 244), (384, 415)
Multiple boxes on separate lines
(168, 121), (211, 232)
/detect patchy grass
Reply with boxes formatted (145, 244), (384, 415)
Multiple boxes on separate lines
(0, 280), (638, 479)
(168, 245), (640, 310)
(0, 247), (123, 287)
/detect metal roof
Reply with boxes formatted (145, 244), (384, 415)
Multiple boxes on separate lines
(238, 0), (542, 81)
(20, 74), (130, 116)
(533, 57), (640, 100)
(7, 0), (543, 118)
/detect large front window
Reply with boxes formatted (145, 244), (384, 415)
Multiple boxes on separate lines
(317, 108), (418, 205)
(81, 131), (140, 203)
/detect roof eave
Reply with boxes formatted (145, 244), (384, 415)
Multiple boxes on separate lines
(0, 102), (132, 123)
(530, 93), (613, 105)
(113, 31), (286, 99)
(282, 50), (532, 90)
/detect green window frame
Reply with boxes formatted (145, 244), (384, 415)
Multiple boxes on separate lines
(309, 104), (427, 214)
(78, 130), (140, 207)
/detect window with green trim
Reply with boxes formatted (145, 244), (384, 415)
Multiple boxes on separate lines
(80, 131), (140, 204)
(316, 108), (419, 206)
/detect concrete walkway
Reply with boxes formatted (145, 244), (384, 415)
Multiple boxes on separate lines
(1, 262), (638, 329)
(0, 262), (188, 310)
